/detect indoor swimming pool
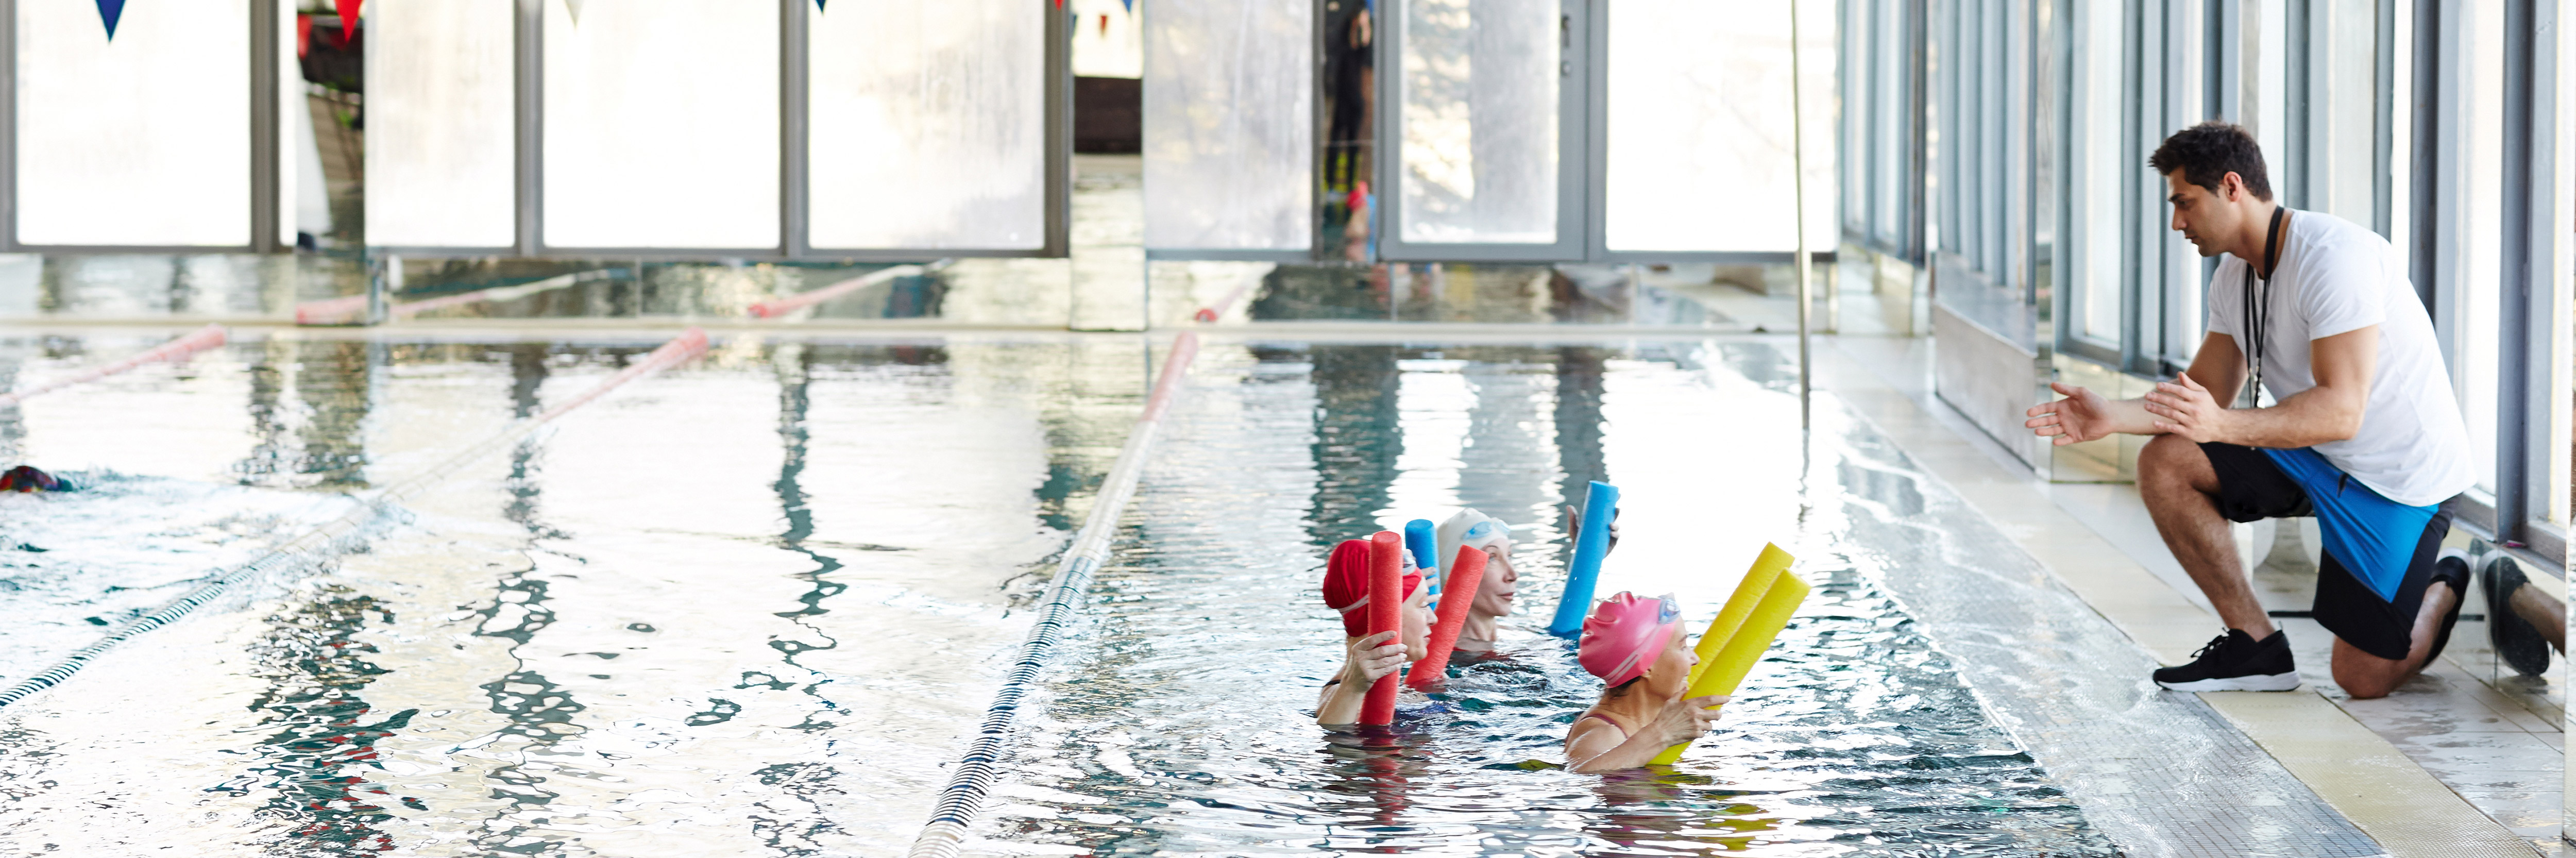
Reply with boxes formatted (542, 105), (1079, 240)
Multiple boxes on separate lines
(0, 331), (2178, 855)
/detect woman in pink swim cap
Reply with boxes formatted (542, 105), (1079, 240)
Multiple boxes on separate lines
(1564, 592), (1728, 771)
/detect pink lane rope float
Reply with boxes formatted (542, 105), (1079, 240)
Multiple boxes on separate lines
(0, 324), (226, 408)
(747, 263), (940, 319)
(294, 268), (628, 325)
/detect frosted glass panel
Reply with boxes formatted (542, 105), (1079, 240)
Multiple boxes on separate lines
(809, 0), (1043, 250)
(368, 0), (516, 248)
(2074, 1), (2122, 342)
(2460, 0), (2503, 494)
(1397, 0), (1557, 244)
(1141, 0), (1312, 251)
(15, 0), (249, 246)
(544, 0), (777, 249)
(1603, 0), (1836, 252)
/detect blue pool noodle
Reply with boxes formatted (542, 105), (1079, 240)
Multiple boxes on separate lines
(1404, 519), (1439, 580)
(1547, 481), (1620, 638)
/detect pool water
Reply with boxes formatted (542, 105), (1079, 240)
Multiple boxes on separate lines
(0, 332), (2114, 856)
(976, 344), (2115, 856)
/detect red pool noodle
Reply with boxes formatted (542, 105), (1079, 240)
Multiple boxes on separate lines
(1407, 546), (1487, 691)
(1361, 531), (1404, 725)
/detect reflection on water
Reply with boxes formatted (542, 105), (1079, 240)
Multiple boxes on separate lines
(239, 340), (378, 489)
(0, 335), (2108, 856)
(982, 344), (2115, 856)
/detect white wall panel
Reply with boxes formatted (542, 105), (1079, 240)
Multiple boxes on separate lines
(15, 0), (251, 246)
(808, 0), (1044, 251)
(1141, 0), (1311, 251)
(1603, 0), (1836, 253)
(544, 0), (777, 249)
(1397, 0), (1557, 244)
(368, 0), (516, 248)
(2459, 0), (2502, 495)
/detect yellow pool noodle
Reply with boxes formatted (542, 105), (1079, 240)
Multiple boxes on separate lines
(1685, 544), (1794, 686)
(1650, 571), (1811, 765)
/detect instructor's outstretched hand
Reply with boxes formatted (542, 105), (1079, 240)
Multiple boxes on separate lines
(2142, 373), (2228, 442)
(2025, 382), (2114, 446)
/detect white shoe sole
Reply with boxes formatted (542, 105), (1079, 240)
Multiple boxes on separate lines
(2156, 671), (2301, 692)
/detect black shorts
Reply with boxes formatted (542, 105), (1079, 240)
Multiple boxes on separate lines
(2201, 442), (2455, 661)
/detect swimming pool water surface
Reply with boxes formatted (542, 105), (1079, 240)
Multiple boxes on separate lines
(0, 333), (2115, 856)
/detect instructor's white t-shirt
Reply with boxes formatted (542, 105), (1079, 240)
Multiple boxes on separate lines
(2204, 209), (2472, 507)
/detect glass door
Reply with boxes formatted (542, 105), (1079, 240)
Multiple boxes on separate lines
(1375, 0), (1584, 261)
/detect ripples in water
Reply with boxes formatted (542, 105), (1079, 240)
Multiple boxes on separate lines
(980, 346), (2117, 856)
(0, 338), (2115, 856)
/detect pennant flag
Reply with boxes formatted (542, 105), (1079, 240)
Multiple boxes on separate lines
(815, 0), (826, 10)
(565, 0), (585, 24)
(94, 0), (124, 39)
(1121, 0), (1133, 11)
(337, 0), (363, 35)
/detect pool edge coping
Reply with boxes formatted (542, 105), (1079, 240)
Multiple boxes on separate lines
(1812, 338), (2534, 858)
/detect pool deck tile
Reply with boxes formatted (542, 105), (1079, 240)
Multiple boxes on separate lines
(1818, 337), (2549, 858)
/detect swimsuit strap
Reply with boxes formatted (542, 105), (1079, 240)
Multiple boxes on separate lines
(1577, 712), (1627, 734)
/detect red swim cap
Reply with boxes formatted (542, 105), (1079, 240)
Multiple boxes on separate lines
(1321, 538), (1421, 637)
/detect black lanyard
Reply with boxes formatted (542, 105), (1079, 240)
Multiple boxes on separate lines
(2241, 207), (2288, 408)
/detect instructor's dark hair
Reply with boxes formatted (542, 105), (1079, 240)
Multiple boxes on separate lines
(2148, 122), (2273, 202)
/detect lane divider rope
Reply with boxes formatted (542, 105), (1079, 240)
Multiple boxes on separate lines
(907, 329), (1202, 858)
(1191, 269), (1265, 323)
(0, 324), (228, 409)
(747, 260), (954, 319)
(295, 268), (630, 325)
(0, 328), (711, 711)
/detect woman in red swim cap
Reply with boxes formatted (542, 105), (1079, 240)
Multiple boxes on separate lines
(1315, 538), (1437, 726)
(1564, 592), (1728, 771)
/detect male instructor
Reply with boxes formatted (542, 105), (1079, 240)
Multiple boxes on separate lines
(2025, 122), (2473, 699)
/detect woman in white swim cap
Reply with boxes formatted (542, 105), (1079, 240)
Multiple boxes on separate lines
(1437, 509), (1517, 654)
(1439, 506), (1616, 654)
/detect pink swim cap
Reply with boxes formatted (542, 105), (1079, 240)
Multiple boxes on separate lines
(1579, 592), (1681, 687)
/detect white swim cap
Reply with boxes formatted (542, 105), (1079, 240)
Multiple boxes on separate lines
(1435, 508), (1512, 574)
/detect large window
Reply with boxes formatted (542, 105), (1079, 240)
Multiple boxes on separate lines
(1139, 0), (1313, 255)
(11, 0), (263, 249)
(808, 0), (1048, 251)
(353, 0), (1067, 259)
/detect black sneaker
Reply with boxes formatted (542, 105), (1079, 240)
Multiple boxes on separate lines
(2479, 551), (2552, 677)
(2425, 550), (2472, 665)
(2153, 629), (2301, 692)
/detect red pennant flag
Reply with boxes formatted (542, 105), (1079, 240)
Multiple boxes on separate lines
(336, 0), (362, 34)
(94, 0), (125, 39)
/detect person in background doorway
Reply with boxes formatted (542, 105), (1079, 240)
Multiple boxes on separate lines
(2025, 122), (2472, 700)
(1324, 1), (1373, 194)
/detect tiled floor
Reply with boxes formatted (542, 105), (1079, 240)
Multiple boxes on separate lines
(2049, 477), (2566, 853)
(1820, 333), (2558, 856)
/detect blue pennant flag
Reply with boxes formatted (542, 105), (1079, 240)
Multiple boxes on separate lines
(95, 0), (125, 39)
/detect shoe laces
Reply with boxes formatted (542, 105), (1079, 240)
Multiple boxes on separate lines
(2187, 632), (2233, 663)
